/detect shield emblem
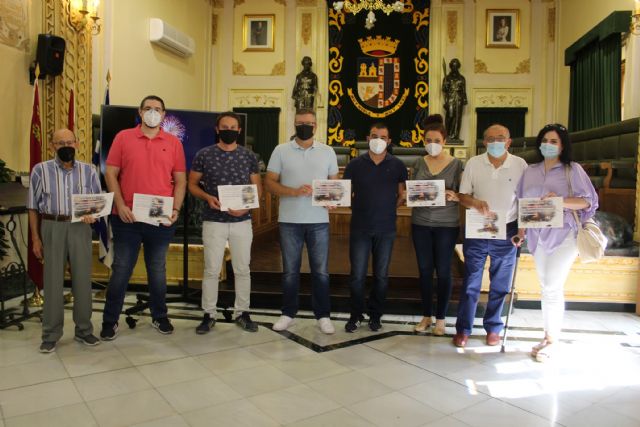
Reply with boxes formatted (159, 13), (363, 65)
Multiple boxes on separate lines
(357, 57), (400, 109)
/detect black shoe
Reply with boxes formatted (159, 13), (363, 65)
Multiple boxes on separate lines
(345, 315), (364, 333)
(75, 334), (101, 346)
(100, 322), (119, 341)
(235, 312), (258, 332)
(152, 317), (174, 334)
(368, 317), (382, 332)
(196, 313), (216, 335)
(39, 341), (56, 353)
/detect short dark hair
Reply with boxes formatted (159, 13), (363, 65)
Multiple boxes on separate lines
(216, 111), (241, 128)
(140, 95), (165, 111)
(535, 123), (572, 164)
(369, 122), (389, 134)
(294, 109), (316, 119)
(423, 114), (447, 140)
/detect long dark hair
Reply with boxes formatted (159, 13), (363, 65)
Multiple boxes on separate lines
(535, 123), (572, 164)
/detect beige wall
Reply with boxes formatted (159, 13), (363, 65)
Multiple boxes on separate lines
(0, 0), (42, 172)
(92, 0), (212, 112)
(555, 0), (634, 124)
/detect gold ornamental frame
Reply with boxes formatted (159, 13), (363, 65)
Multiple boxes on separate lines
(486, 9), (520, 48)
(242, 14), (275, 52)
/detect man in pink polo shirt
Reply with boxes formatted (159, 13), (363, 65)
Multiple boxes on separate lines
(101, 95), (187, 339)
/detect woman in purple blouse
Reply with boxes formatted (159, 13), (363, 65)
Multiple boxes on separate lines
(514, 123), (598, 362)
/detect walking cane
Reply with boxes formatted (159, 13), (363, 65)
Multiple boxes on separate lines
(501, 239), (522, 353)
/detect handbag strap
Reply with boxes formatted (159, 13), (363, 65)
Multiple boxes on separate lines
(564, 164), (582, 226)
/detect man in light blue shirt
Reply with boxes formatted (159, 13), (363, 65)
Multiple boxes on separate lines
(265, 109), (339, 334)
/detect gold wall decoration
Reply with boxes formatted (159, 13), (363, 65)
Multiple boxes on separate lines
(274, 0), (287, 5)
(474, 58), (488, 73)
(514, 58), (530, 74)
(548, 7), (555, 42)
(0, 0), (29, 50)
(446, 11), (457, 44)
(232, 61), (247, 75)
(271, 61), (286, 75)
(212, 13), (218, 45)
(211, 0), (224, 8)
(301, 13), (312, 45)
(234, 0), (245, 7)
(233, 94), (280, 107)
(476, 94), (527, 107)
(296, 0), (317, 5)
(41, 0), (92, 164)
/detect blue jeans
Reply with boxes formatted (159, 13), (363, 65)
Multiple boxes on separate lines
(455, 221), (517, 336)
(349, 229), (396, 320)
(279, 222), (330, 319)
(103, 215), (176, 324)
(411, 224), (459, 319)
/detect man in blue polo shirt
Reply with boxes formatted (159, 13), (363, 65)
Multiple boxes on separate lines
(265, 109), (339, 334)
(343, 123), (407, 332)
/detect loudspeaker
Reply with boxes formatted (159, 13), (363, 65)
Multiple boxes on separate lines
(35, 34), (65, 77)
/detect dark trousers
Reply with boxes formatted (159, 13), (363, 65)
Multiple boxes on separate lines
(411, 224), (459, 319)
(103, 215), (175, 325)
(455, 221), (517, 335)
(279, 222), (330, 319)
(349, 229), (396, 320)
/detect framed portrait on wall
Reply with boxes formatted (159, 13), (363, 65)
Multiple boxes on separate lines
(243, 14), (275, 52)
(486, 9), (520, 48)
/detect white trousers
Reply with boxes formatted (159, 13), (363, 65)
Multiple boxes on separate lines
(202, 220), (253, 316)
(532, 234), (578, 339)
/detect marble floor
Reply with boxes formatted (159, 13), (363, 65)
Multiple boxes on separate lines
(0, 294), (640, 427)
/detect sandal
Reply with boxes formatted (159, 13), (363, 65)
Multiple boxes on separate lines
(414, 317), (432, 333)
(433, 319), (446, 336)
(531, 339), (554, 362)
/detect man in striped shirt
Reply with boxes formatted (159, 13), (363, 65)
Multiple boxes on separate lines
(28, 128), (102, 353)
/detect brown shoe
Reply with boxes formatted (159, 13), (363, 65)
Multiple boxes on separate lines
(452, 333), (469, 347)
(486, 332), (501, 346)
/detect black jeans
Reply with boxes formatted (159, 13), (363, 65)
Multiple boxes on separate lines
(411, 224), (459, 319)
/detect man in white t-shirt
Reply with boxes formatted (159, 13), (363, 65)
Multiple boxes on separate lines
(454, 124), (527, 348)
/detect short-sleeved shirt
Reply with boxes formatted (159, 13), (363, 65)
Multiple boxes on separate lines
(411, 156), (463, 227)
(106, 125), (186, 212)
(343, 152), (407, 233)
(191, 144), (259, 222)
(459, 153), (527, 222)
(267, 140), (339, 224)
(27, 158), (102, 215)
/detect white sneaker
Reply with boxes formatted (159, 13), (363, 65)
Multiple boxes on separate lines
(272, 315), (295, 331)
(318, 317), (335, 334)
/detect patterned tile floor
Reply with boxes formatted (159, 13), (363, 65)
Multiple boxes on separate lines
(0, 293), (639, 426)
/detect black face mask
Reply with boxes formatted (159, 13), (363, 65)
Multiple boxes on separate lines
(295, 124), (314, 141)
(218, 129), (239, 145)
(57, 146), (75, 163)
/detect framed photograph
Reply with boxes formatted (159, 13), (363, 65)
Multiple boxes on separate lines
(486, 9), (520, 48)
(243, 14), (275, 52)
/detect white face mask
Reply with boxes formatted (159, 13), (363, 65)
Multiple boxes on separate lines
(369, 138), (387, 155)
(425, 142), (443, 156)
(143, 109), (162, 128)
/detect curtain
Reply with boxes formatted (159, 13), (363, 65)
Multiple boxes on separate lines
(233, 107), (280, 165)
(569, 35), (621, 131)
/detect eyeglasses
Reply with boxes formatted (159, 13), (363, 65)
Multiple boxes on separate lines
(543, 123), (566, 131)
(295, 121), (316, 126)
(52, 140), (76, 147)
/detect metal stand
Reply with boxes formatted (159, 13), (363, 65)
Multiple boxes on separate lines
(123, 197), (232, 329)
(0, 212), (32, 330)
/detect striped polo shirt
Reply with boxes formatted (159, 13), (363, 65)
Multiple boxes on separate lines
(27, 158), (102, 216)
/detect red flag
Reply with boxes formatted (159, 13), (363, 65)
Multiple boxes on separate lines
(28, 71), (43, 290)
(68, 88), (75, 132)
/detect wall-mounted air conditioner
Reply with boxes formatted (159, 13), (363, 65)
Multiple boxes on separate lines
(149, 18), (195, 57)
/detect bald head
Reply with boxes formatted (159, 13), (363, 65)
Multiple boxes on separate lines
(51, 128), (76, 144)
(483, 124), (510, 140)
(49, 128), (78, 162)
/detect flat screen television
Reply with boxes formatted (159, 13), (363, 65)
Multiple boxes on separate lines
(99, 105), (248, 172)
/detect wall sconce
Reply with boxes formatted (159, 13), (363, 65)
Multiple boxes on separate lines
(68, 0), (101, 35)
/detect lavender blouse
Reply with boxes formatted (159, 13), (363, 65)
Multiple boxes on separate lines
(516, 161), (598, 254)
